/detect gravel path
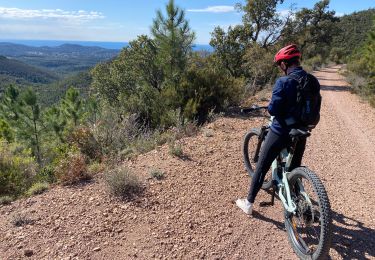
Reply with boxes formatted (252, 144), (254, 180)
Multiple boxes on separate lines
(0, 66), (374, 259)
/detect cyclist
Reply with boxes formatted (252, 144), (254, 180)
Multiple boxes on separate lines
(236, 44), (312, 215)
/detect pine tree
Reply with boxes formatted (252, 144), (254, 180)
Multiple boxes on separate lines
(44, 105), (67, 142)
(61, 87), (84, 127)
(151, 0), (195, 85)
(18, 88), (43, 164)
(0, 85), (21, 122)
(151, 0), (195, 123)
(0, 119), (14, 142)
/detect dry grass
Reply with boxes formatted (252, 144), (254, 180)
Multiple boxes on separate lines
(10, 212), (34, 227)
(105, 166), (142, 200)
(26, 182), (49, 196)
(169, 141), (183, 158)
(149, 168), (165, 180)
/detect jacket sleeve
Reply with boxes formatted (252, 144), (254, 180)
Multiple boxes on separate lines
(268, 79), (286, 116)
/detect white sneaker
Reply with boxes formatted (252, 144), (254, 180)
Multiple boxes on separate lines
(236, 198), (253, 215)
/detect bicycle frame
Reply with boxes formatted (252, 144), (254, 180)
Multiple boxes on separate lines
(271, 150), (297, 213)
(265, 117), (312, 214)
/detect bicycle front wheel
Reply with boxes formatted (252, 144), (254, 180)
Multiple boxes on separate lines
(285, 167), (332, 260)
(242, 128), (272, 190)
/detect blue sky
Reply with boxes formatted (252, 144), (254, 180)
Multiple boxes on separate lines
(0, 0), (374, 44)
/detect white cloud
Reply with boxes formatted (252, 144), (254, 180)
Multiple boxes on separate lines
(209, 22), (241, 28)
(0, 7), (104, 22)
(187, 6), (235, 13)
(278, 9), (291, 17)
(335, 12), (345, 17)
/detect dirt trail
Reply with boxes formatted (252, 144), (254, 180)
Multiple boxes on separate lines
(1, 66), (374, 259)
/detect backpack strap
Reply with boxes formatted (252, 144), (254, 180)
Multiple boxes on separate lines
(287, 72), (305, 84)
(285, 73), (305, 126)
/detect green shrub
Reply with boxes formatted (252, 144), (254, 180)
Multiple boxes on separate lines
(180, 57), (244, 124)
(54, 149), (90, 185)
(26, 182), (49, 196)
(67, 127), (102, 161)
(105, 166), (142, 199)
(0, 119), (14, 142)
(118, 147), (135, 161)
(88, 162), (105, 175)
(303, 55), (324, 71)
(347, 21), (375, 105)
(132, 134), (157, 154)
(0, 139), (37, 196)
(169, 141), (183, 158)
(0, 196), (14, 205)
(329, 47), (346, 64)
(92, 106), (141, 156)
(154, 130), (175, 146)
(35, 165), (56, 184)
(149, 169), (165, 180)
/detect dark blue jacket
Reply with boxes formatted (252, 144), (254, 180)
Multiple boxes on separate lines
(268, 67), (307, 136)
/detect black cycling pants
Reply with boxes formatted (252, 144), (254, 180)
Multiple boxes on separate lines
(247, 129), (306, 203)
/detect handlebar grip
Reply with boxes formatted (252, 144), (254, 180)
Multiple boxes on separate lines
(241, 106), (268, 113)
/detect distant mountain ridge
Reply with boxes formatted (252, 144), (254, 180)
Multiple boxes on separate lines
(0, 39), (213, 52)
(0, 42), (120, 75)
(0, 42), (119, 58)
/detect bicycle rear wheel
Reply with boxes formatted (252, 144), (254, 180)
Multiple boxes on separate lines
(285, 167), (332, 260)
(242, 128), (272, 190)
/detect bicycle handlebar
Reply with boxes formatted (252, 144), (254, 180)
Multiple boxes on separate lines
(241, 105), (268, 114)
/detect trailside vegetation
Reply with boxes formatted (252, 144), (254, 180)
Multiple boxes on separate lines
(346, 18), (375, 106)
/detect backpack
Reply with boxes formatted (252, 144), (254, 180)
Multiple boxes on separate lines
(288, 73), (322, 129)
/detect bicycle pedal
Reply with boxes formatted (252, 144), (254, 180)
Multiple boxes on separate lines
(259, 201), (273, 207)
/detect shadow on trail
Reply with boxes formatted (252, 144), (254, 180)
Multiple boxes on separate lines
(315, 69), (339, 74)
(331, 212), (375, 259)
(316, 77), (347, 82)
(320, 85), (352, 92)
(253, 207), (375, 259)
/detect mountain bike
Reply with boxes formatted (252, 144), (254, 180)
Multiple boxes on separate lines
(242, 105), (332, 260)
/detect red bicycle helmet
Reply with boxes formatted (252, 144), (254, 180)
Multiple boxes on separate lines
(274, 44), (301, 64)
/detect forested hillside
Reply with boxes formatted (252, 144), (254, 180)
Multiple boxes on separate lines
(0, 0), (374, 204)
(0, 56), (58, 86)
(330, 9), (375, 62)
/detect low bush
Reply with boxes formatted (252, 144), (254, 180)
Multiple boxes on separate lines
(105, 166), (142, 199)
(88, 162), (105, 175)
(0, 196), (13, 205)
(203, 129), (214, 137)
(169, 141), (183, 158)
(0, 139), (37, 196)
(92, 106), (143, 156)
(149, 169), (165, 180)
(35, 165), (56, 184)
(10, 212), (34, 227)
(303, 55), (324, 71)
(132, 134), (158, 154)
(67, 127), (102, 161)
(26, 182), (49, 196)
(54, 149), (90, 185)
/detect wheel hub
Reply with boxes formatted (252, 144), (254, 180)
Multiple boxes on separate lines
(296, 196), (314, 226)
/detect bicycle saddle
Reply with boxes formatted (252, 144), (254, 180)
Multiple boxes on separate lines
(289, 128), (311, 138)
